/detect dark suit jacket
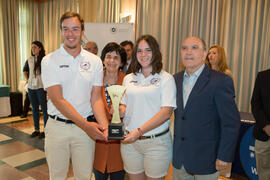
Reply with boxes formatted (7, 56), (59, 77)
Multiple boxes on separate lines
(122, 61), (132, 74)
(173, 65), (240, 175)
(251, 69), (270, 141)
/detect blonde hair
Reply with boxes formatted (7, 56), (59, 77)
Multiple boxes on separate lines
(206, 45), (229, 73)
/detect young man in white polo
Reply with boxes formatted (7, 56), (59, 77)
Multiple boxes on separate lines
(41, 12), (108, 180)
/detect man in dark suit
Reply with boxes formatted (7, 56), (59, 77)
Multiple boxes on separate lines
(173, 36), (240, 180)
(251, 69), (270, 180)
(120, 40), (133, 74)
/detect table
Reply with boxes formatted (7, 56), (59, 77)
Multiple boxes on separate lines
(0, 85), (11, 117)
(232, 112), (257, 179)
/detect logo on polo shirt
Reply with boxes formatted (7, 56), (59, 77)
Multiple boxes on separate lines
(130, 80), (139, 86)
(80, 62), (91, 71)
(59, 65), (69, 68)
(150, 78), (160, 85)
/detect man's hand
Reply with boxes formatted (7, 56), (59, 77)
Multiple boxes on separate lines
(85, 122), (107, 141)
(103, 127), (108, 139)
(263, 124), (270, 136)
(216, 159), (229, 171)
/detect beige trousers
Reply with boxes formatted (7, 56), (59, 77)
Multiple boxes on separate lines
(173, 165), (219, 180)
(255, 139), (270, 180)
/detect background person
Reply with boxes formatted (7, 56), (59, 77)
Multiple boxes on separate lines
(93, 42), (127, 180)
(251, 69), (270, 180)
(206, 45), (233, 78)
(21, 60), (31, 118)
(206, 44), (235, 177)
(41, 12), (108, 180)
(120, 34), (176, 180)
(120, 40), (133, 74)
(84, 41), (98, 55)
(27, 41), (48, 139)
(173, 37), (240, 180)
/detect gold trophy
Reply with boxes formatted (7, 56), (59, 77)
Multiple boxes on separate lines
(107, 85), (126, 140)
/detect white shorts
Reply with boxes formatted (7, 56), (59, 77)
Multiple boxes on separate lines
(121, 131), (172, 178)
(45, 117), (95, 180)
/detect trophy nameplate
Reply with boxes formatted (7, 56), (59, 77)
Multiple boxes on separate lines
(107, 85), (126, 140)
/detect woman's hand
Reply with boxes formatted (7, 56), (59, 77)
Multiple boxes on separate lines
(122, 129), (140, 143)
(119, 105), (126, 118)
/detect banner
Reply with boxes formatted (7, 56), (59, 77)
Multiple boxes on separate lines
(84, 23), (134, 56)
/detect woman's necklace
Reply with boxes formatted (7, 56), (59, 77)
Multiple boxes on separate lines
(104, 73), (118, 86)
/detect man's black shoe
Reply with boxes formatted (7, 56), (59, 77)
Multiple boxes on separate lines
(20, 114), (27, 118)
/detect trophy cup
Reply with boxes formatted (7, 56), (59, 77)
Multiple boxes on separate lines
(107, 85), (126, 140)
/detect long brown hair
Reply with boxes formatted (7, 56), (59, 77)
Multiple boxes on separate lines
(129, 35), (162, 75)
(31, 41), (45, 75)
(206, 45), (229, 73)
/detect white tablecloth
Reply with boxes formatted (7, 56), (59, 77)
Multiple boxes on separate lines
(0, 96), (11, 117)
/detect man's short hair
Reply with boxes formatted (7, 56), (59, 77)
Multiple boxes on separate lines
(120, 40), (134, 49)
(60, 12), (84, 31)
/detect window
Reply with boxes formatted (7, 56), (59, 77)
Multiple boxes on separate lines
(18, 5), (30, 80)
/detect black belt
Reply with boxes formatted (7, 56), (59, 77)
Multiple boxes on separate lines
(49, 114), (96, 124)
(139, 128), (169, 140)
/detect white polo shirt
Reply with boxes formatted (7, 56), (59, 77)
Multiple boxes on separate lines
(41, 44), (103, 119)
(122, 70), (176, 136)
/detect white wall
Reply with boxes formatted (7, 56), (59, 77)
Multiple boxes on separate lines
(84, 23), (134, 56)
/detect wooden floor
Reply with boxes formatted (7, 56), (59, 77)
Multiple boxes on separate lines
(0, 114), (248, 180)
